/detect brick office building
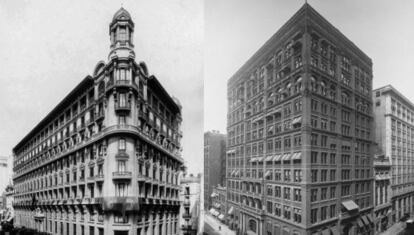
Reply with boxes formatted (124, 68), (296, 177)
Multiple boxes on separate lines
(226, 4), (374, 235)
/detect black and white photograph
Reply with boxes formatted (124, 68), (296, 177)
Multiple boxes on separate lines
(0, 0), (202, 234)
(204, 1), (414, 235)
(1, 0), (414, 235)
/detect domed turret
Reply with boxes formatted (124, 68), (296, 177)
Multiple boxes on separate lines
(108, 7), (135, 60)
(112, 7), (131, 22)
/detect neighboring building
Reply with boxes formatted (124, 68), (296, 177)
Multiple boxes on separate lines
(2, 184), (14, 223)
(209, 185), (226, 221)
(373, 153), (392, 233)
(204, 131), (226, 210)
(226, 3), (374, 235)
(373, 85), (414, 224)
(179, 174), (201, 235)
(12, 8), (184, 235)
(0, 156), (11, 193)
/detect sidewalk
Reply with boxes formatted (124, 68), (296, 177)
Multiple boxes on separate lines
(379, 222), (405, 235)
(203, 211), (235, 235)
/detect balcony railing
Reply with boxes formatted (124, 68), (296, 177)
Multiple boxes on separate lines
(95, 174), (104, 182)
(112, 171), (132, 180)
(115, 103), (131, 113)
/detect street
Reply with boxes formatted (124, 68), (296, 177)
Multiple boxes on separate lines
(203, 211), (235, 235)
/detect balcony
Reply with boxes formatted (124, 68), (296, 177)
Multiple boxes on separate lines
(95, 111), (105, 122)
(115, 103), (131, 113)
(95, 174), (104, 182)
(106, 80), (139, 92)
(182, 212), (191, 220)
(137, 174), (148, 182)
(112, 171), (132, 180)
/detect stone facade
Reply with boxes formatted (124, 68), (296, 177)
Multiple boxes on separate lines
(226, 3), (374, 235)
(373, 85), (414, 225)
(12, 8), (184, 235)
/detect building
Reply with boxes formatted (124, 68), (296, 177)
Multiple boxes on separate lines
(0, 156), (11, 193)
(209, 185), (226, 221)
(226, 3), (374, 235)
(12, 8), (184, 235)
(373, 153), (392, 233)
(373, 85), (414, 224)
(204, 131), (226, 210)
(179, 174), (201, 235)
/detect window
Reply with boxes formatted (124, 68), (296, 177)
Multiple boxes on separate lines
(321, 206), (327, 221)
(117, 160), (126, 172)
(311, 189), (318, 202)
(118, 93), (127, 107)
(116, 183), (127, 197)
(119, 115), (126, 125)
(294, 189), (301, 201)
(119, 138), (126, 151)
(114, 214), (128, 224)
(330, 187), (336, 198)
(311, 208), (318, 224)
(248, 220), (257, 233)
(311, 170), (318, 182)
(293, 208), (302, 223)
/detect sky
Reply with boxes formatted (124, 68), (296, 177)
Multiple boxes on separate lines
(0, 0), (204, 181)
(204, 0), (414, 133)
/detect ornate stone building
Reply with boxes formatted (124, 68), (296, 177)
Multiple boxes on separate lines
(12, 8), (184, 235)
(226, 3), (374, 235)
(373, 85), (414, 225)
(373, 153), (392, 233)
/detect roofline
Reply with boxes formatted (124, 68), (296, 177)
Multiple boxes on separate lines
(374, 84), (414, 110)
(147, 75), (181, 114)
(13, 75), (94, 153)
(228, 3), (372, 86)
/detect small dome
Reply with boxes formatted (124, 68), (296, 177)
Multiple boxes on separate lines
(112, 7), (131, 21)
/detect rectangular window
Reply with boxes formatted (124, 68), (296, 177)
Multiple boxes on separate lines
(116, 183), (127, 197)
(119, 138), (126, 150)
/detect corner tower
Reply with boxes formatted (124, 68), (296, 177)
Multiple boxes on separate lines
(108, 7), (135, 60)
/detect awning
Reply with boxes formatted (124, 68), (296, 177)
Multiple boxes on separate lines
(228, 206), (234, 215)
(273, 154), (282, 161)
(366, 214), (374, 223)
(250, 157), (257, 163)
(361, 215), (370, 225)
(264, 155), (273, 161)
(216, 203), (221, 208)
(209, 208), (215, 214)
(218, 214), (225, 220)
(234, 170), (240, 177)
(291, 152), (302, 160)
(357, 218), (364, 228)
(227, 149), (235, 154)
(264, 170), (271, 178)
(256, 156), (264, 162)
(210, 193), (217, 197)
(330, 227), (340, 235)
(342, 200), (359, 211)
(267, 126), (274, 133)
(321, 229), (330, 235)
(292, 116), (302, 125)
(230, 169), (236, 176)
(282, 153), (292, 161)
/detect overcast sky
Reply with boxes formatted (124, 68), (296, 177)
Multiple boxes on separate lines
(205, 0), (414, 133)
(0, 0), (203, 182)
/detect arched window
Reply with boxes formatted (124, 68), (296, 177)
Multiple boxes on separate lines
(248, 219), (257, 232)
(295, 77), (302, 93)
(320, 81), (327, 96)
(310, 76), (318, 92)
